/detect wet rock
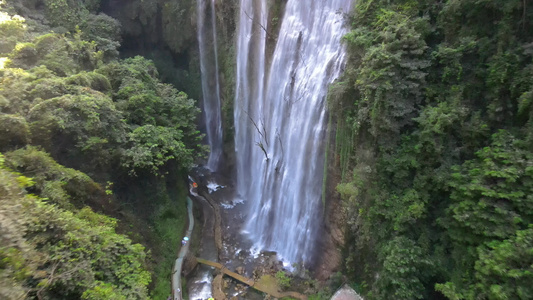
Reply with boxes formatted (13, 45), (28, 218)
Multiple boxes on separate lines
(223, 278), (230, 289)
(262, 250), (277, 256)
(331, 227), (344, 245)
(238, 250), (249, 259)
(236, 266), (245, 275)
(315, 236), (342, 281)
(181, 253), (198, 276)
(252, 267), (261, 280)
(212, 274), (226, 300)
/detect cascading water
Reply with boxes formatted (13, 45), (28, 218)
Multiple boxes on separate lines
(234, 0), (352, 264)
(188, 2), (221, 298)
(197, 0), (223, 171)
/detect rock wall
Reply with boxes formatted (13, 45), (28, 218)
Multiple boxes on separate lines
(100, 0), (201, 100)
(315, 111), (346, 281)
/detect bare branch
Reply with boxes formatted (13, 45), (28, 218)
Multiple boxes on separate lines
(276, 128), (284, 156)
(242, 108), (270, 160)
(36, 260), (89, 299)
(242, 9), (275, 38)
(260, 117), (269, 146)
(256, 141), (269, 160)
(242, 109), (265, 141)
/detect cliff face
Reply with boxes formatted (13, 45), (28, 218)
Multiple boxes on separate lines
(100, 0), (195, 52)
(100, 0), (346, 284)
(99, 0), (241, 172)
(100, 0), (201, 101)
(208, 0), (238, 173)
(315, 111), (347, 281)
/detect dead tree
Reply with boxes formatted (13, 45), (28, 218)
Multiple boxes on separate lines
(242, 109), (270, 161)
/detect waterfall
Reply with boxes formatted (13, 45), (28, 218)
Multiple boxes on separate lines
(234, 0), (352, 264)
(197, 0), (223, 171)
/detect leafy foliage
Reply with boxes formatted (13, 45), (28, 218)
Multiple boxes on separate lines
(343, 4), (430, 146)
(0, 11), (26, 54)
(0, 114), (30, 150)
(375, 237), (433, 300)
(335, 0), (533, 299)
(1, 32), (204, 176)
(0, 1), (206, 299)
(6, 147), (110, 209)
(0, 153), (151, 299)
(124, 125), (194, 174)
(276, 270), (292, 289)
(97, 56), (206, 175)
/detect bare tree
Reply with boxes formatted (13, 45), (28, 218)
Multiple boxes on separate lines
(275, 128), (284, 156)
(242, 109), (269, 161)
(242, 9), (275, 39)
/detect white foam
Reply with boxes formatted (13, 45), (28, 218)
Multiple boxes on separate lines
(207, 180), (225, 193)
(249, 245), (262, 259)
(221, 202), (234, 209)
(189, 272), (213, 299)
(221, 197), (245, 209)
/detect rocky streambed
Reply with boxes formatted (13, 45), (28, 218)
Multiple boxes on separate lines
(185, 167), (348, 299)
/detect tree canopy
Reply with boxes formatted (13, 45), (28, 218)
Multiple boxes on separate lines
(0, 0), (205, 298)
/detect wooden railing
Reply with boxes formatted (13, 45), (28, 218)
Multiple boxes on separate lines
(195, 257), (307, 300)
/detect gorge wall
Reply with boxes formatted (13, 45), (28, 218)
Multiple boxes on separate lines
(103, 0), (350, 278)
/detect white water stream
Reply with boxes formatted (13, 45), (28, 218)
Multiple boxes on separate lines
(197, 0), (223, 171)
(234, 0), (351, 265)
(189, 1), (222, 298)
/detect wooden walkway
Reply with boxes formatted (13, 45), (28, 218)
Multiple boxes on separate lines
(195, 258), (307, 300)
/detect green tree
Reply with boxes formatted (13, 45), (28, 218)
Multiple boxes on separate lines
(0, 153), (151, 299)
(375, 237), (433, 300)
(344, 4), (430, 146)
(123, 125), (194, 175)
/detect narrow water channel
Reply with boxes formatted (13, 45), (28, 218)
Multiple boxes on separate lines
(187, 179), (218, 299)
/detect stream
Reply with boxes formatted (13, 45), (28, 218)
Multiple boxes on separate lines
(186, 169), (285, 300)
(187, 175), (218, 299)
